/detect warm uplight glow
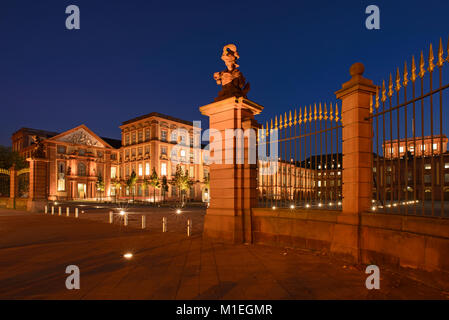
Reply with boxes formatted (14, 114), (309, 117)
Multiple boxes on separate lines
(119, 210), (125, 216)
(123, 253), (133, 259)
(318, 203), (322, 207)
(290, 205), (294, 209)
(272, 206), (276, 210)
(328, 202), (333, 206)
(176, 209), (182, 214)
(337, 201), (342, 206)
(305, 204), (310, 208)
(371, 206), (376, 211)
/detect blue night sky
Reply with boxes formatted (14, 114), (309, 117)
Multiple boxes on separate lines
(1, 0), (448, 146)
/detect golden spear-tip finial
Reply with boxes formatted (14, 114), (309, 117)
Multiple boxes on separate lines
(308, 105), (312, 122)
(266, 121), (269, 136)
(329, 102), (334, 121)
(419, 51), (426, 78)
(270, 119), (273, 132)
(289, 110), (292, 127)
(411, 55), (417, 82)
(375, 86), (380, 109)
(388, 73), (394, 97)
(335, 103), (339, 122)
(403, 61), (409, 87)
(293, 109), (297, 125)
(275, 115), (278, 129)
(369, 94), (373, 114)
(298, 107), (303, 124)
(313, 103), (317, 121)
(381, 80), (387, 102)
(284, 112), (288, 128)
(428, 43), (435, 73)
(318, 102), (323, 121)
(438, 37), (445, 67)
(279, 113), (283, 129)
(323, 103), (328, 120)
(395, 67), (401, 92)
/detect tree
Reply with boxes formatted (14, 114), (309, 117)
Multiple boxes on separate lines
(0, 146), (27, 170)
(126, 171), (137, 202)
(170, 165), (193, 204)
(111, 178), (123, 202)
(161, 175), (169, 203)
(96, 174), (106, 201)
(149, 168), (160, 206)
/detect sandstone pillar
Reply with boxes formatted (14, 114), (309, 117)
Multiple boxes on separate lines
(7, 166), (18, 209)
(332, 63), (376, 261)
(199, 97), (263, 243)
(27, 158), (49, 212)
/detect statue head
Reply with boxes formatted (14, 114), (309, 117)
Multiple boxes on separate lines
(221, 44), (240, 70)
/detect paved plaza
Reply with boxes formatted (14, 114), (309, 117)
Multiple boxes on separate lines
(0, 207), (447, 300)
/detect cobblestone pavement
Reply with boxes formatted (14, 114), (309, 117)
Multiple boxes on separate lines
(0, 208), (447, 300)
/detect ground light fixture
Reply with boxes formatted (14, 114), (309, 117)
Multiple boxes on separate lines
(290, 204), (294, 209)
(272, 206), (276, 210)
(123, 253), (133, 260)
(119, 210), (125, 216)
(176, 209), (182, 215)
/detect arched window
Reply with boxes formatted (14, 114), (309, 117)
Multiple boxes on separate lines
(78, 163), (87, 177)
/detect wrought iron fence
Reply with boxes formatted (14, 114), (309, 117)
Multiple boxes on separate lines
(369, 37), (449, 218)
(0, 168), (10, 197)
(17, 167), (30, 198)
(257, 103), (342, 209)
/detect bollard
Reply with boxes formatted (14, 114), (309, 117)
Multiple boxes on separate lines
(187, 219), (192, 237)
(142, 215), (146, 229)
(51, 206), (55, 215)
(58, 207), (62, 216)
(109, 211), (113, 224)
(44, 205), (48, 214)
(124, 214), (128, 226)
(162, 217), (167, 232)
(66, 207), (70, 217)
(75, 208), (79, 218)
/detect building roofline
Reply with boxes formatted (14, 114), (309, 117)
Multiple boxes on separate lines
(121, 112), (194, 127)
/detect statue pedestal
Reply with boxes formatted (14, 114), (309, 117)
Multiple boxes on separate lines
(199, 97), (263, 243)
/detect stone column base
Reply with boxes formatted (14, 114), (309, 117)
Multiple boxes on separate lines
(27, 199), (47, 213)
(6, 198), (16, 209)
(203, 212), (244, 244)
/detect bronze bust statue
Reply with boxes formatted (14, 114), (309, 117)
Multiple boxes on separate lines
(213, 44), (250, 102)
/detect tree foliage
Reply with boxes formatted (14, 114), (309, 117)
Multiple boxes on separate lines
(0, 146), (27, 170)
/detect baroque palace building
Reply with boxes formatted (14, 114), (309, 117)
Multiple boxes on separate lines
(11, 113), (210, 202)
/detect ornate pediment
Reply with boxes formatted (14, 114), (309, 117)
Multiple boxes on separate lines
(57, 128), (104, 147)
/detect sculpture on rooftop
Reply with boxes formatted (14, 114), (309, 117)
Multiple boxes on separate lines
(31, 135), (46, 159)
(213, 44), (250, 102)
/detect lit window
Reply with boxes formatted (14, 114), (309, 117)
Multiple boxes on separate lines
(111, 167), (117, 179)
(445, 163), (449, 169)
(161, 146), (167, 155)
(399, 146), (404, 153)
(58, 179), (65, 191)
(189, 167), (194, 178)
(145, 163), (150, 176)
(425, 164), (431, 170)
(161, 130), (167, 141)
(180, 149), (186, 157)
(161, 163), (167, 176)
(138, 163), (143, 176)
(433, 143), (438, 150)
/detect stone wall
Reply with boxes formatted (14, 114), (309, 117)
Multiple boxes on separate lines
(252, 208), (449, 289)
